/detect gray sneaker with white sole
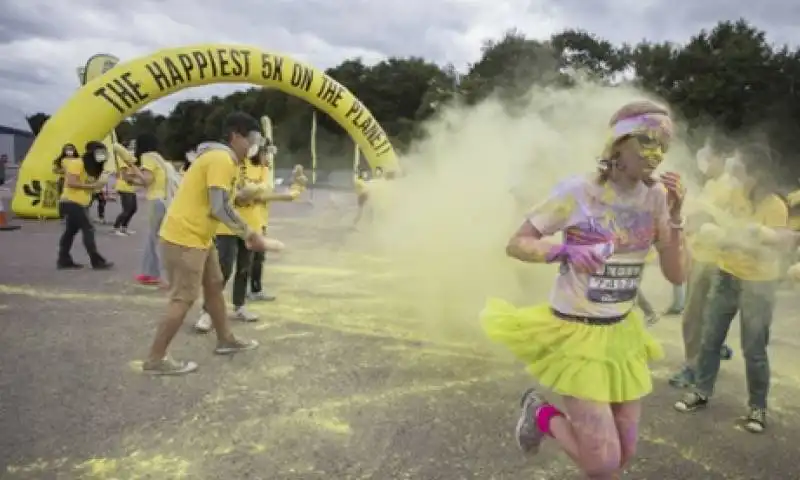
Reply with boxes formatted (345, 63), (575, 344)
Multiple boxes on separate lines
(214, 338), (259, 355)
(516, 387), (547, 455)
(142, 357), (198, 376)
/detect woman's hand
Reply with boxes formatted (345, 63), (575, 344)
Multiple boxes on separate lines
(659, 171), (686, 218)
(545, 243), (607, 274)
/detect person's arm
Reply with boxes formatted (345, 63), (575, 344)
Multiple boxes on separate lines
(206, 156), (253, 239)
(209, 187), (252, 238)
(506, 183), (576, 263)
(654, 183), (687, 285)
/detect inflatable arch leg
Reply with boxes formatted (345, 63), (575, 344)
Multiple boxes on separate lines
(13, 44), (400, 218)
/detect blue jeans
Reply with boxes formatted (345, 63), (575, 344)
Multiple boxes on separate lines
(139, 199), (167, 278)
(694, 269), (776, 409)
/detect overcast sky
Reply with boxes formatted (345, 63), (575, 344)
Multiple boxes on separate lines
(1, 0), (798, 130)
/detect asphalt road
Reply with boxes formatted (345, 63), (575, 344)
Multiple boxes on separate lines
(1, 192), (800, 480)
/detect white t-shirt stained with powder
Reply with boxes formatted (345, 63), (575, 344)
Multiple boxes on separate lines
(526, 175), (671, 318)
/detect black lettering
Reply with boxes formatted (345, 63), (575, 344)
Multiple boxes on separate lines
(229, 49), (250, 77)
(145, 62), (171, 91)
(193, 51), (209, 79)
(176, 53), (195, 81)
(344, 100), (363, 119)
(375, 143), (393, 156)
(163, 57), (185, 86)
(120, 72), (148, 102)
(290, 64), (313, 91)
(260, 54), (284, 82)
(206, 49), (219, 77)
(216, 48), (231, 76)
(316, 76), (344, 108)
(104, 78), (139, 110)
(93, 86), (125, 114)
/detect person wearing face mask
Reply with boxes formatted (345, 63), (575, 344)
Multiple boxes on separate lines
(674, 145), (790, 434)
(111, 144), (144, 236)
(667, 145), (744, 388)
(480, 101), (687, 478)
(144, 111), (283, 375)
(248, 141), (295, 302)
(56, 141), (114, 270)
(53, 144), (80, 219)
(194, 143), (296, 331)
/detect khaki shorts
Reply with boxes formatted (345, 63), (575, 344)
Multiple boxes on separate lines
(160, 240), (224, 303)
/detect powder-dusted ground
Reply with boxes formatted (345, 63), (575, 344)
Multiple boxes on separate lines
(1, 192), (799, 480)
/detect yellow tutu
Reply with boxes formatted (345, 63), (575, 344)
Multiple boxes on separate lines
(481, 299), (664, 403)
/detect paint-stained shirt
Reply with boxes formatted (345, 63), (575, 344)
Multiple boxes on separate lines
(526, 174), (671, 318)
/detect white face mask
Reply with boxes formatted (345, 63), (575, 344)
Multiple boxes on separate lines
(245, 131), (264, 160)
(95, 151), (107, 163)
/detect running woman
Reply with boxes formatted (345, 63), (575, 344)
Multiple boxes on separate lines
(481, 101), (687, 478)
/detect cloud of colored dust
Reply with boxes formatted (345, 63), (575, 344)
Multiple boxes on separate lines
(356, 80), (701, 346)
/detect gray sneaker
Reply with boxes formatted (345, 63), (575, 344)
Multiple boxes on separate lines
(214, 338), (259, 355)
(248, 291), (276, 302)
(516, 387), (547, 455)
(741, 407), (767, 434)
(142, 357), (198, 376)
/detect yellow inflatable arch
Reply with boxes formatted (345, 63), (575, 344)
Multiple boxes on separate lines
(13, 44), (400, 218)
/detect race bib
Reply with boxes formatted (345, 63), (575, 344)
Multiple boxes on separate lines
(587, 262), (644, 304)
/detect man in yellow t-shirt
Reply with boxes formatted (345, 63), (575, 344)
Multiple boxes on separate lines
(675, 152), (790, 434)
(194, 147), (296, 331)
(669, 150), (744, 388)
(57, 142), (114, 270)
(145, 112), (281, 376)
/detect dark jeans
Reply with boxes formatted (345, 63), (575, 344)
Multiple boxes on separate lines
(58, 201), (105, 266)
(251, 250), (265, 293)
(207, 234), (252, 308)
(113, 192), (138, 229)
(694, 269), (776, 409)
(92, 193), (106, 219)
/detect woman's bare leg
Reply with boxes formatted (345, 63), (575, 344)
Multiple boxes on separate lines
(518, 390), (622, 479)
(611, 400), (642, 474)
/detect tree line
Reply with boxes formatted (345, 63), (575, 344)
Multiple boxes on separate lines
(26, 19), (800, 176)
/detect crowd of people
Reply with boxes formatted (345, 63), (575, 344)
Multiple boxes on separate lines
(50, 111), (319, 374)
(42, 101), (800, 477)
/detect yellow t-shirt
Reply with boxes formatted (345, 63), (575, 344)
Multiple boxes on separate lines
(291, 173), (308, 193)
(688, 175), (750, 263)
(115, 174), (136, 193)
(717, 194), (789, 281)
(60, 158), (93, 207)
(217, 162), (269, 235)
(140, 153), (167, 200)
(159, 149), (238, 249)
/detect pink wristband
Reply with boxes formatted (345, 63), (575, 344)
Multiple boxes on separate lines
(535, 404), (564, 437)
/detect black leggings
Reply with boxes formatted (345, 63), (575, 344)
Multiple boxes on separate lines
(92, 192), (106, 220)
(251, 250), (265, 293)
(58, 201), (106, 266)
(113, 192), (138, 229)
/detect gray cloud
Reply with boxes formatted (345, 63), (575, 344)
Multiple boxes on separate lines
(0, 0), (798, 128)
